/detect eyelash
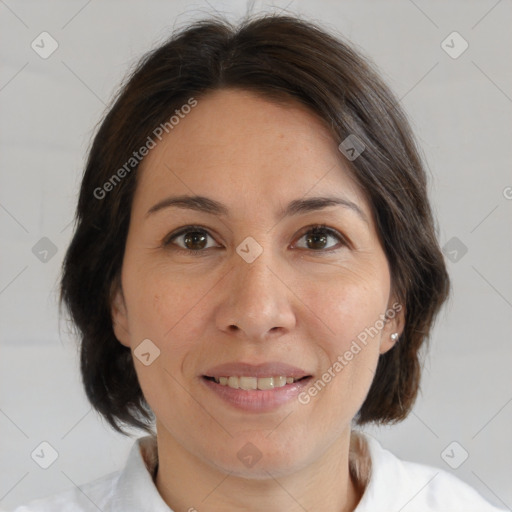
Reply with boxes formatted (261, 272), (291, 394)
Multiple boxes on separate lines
(162, 224), (348, 256)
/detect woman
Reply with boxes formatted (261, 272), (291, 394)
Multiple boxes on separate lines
(13, 13), (505, 512)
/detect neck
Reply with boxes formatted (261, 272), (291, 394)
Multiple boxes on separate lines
(154, 424), (364, 512)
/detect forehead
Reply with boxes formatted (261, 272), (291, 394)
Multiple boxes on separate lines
(132, 88), (370, 219)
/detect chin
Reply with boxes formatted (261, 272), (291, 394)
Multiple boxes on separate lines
(205, 439), (309, 479)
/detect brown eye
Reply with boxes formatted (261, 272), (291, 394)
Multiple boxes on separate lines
(182, 230), (208, 250)
(164, 226), (219, 253)
(295, 225), (346, 251)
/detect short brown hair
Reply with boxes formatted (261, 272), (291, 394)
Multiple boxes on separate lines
(59, 13), (450, 436)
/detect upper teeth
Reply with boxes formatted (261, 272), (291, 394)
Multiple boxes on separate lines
(214, 376), (298, 390)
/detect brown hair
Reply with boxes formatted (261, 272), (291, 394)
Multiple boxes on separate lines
(59, 13), (450, 436)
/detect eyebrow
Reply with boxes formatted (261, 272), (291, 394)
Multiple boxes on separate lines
(145, 194), (368, 224)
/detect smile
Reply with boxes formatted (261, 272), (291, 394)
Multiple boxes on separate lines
(201, 374), (313, 412)
(207, 375), (307, 390)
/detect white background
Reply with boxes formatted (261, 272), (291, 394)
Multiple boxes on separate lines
(1, 0), (511, 510)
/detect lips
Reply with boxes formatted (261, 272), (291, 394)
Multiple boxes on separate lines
(201, 362), (313, 411)
(201, 368), (312, 413)
(202, 363), (312, 390)
(203, 361), (311, 380)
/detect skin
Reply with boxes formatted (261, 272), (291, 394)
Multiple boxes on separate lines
(111, 88), (404, 512)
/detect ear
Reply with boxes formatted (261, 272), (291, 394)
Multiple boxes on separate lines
(379, 299), (406, 355)
(110, 280), (131, 348)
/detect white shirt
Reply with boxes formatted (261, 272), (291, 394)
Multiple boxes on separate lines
(11, 432), (506, 512)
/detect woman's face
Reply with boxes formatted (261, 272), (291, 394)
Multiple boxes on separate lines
(112, 88), (403, 477)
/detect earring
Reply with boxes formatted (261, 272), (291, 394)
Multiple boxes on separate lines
(390, 332), (399, 341)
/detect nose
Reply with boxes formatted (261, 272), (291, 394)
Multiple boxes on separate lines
(215, 246), (297, 342)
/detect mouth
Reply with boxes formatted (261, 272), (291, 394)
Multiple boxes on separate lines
(201, 361), (313, 412)
(202, 375), (311, 390)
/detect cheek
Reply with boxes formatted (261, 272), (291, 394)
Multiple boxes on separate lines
(299, 261), (390, 405)
(305, 259), (390, 346)
(123, 265), (204, 406)
(305, 264), (389, 404)
(123, 257), (205, 341)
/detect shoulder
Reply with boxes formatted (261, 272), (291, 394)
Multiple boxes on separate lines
(9, 470), (120, 512)
(354, 431), (507, 512)
(392, 459), (504, 512)
(9, 435), (162, 512)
